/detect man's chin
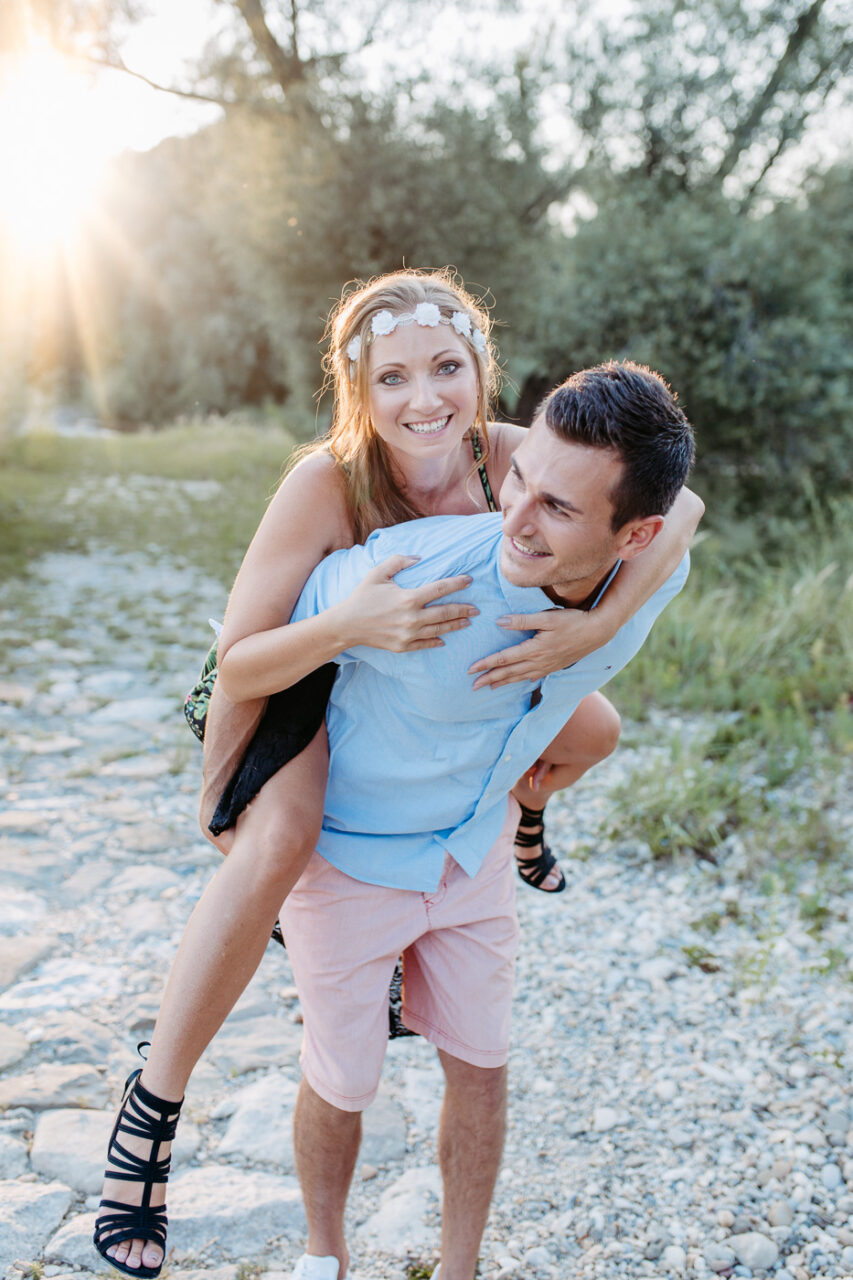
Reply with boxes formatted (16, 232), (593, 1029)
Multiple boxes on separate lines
(500, 544), (550, 587)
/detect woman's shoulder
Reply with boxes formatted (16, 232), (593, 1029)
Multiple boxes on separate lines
(485, 420), (528, 488)
(268, 446), (352, 551)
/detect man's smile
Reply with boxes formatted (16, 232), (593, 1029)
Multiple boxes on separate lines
(506, 535), (550, 559)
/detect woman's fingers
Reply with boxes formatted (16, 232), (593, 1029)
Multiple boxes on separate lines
(368, 554), (422, 582)
(413, 573), (473, 604)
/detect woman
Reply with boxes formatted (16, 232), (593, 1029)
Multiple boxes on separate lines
(95, 269), (702, 1278)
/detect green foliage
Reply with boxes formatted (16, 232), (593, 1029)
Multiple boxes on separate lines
(0, 419), (296, 582)
(608, 493), (853, 735)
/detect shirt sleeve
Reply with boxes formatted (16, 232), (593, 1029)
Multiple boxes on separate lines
(288, 514), (495, 672)
(289, 542), (378, 629)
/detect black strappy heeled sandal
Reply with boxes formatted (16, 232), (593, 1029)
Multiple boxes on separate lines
(514, 802), (567, 893)
(93, 1048), (184, 1279)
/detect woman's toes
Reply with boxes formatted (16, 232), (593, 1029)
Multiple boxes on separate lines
(142, 1243), (164, 1270)
(110, 1241), (131, 1264)
(125, 1240), (146, 1269)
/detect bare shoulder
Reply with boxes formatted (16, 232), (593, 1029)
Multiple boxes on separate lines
(265, 448), (352, 554)
(486, 420), (528, 490)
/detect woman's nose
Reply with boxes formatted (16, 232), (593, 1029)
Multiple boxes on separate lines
(408, 375), (442, 412)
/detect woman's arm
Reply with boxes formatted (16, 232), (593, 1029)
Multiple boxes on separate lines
(216, 453), (475, 703)
(468, 485), (704, 689)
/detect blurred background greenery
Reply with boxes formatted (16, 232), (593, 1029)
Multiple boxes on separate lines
(1, 0), (851, 883)
(1, 0), (851, 516)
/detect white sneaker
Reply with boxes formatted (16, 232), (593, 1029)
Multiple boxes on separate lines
(291, 1255), (349, 1280)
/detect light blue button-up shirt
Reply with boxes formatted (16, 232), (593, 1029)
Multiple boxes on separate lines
(291, 512), (688, 892)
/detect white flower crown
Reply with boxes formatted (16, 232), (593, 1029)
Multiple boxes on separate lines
(346, 303), (488, 366)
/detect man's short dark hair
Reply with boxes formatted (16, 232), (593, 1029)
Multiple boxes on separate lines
(539, 361), (695, 530)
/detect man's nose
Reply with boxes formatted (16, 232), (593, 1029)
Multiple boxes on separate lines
(503, 495), (538, 536)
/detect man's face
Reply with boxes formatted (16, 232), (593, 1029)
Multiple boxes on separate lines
(498, 416), (631, 604)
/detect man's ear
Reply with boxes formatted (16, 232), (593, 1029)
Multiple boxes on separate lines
(614, 514), (665, 560)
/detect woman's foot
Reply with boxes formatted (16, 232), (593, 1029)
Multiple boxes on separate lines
(93, 1070), (183, 1277)
(513, 803), (566, 893)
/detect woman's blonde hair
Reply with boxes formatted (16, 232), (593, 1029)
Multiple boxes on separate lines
(292, 268), (499, 542)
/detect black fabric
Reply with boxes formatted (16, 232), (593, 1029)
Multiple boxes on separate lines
(208, 663), (337, 835)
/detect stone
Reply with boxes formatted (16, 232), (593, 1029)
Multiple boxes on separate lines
(0, 1062), (109, 1110)
(638, 955), (681, 982)
(820, 1162), (842, 1189)
(43, 1211), (98, 1269)
(0, 934), (52, 989)
(0, 681), (36, 704)
(90, 696), (176, 725)
(0, 1022), (30, 1069)
(766, 1200), (794, 1227)
(524, 1245), (552, 1267)
(729, 1232), (779, 1271)
(109, 865), (182, 895)
(662, 1244), (687, 1272)
(0, 1179), (74, 1279)
(208, 1015), (302, 1076)
(717, 1210), (736, 1228)
(27, 1011), (113, 1064)
(0, 1133), (29, 1177)
(704, 1243), (737, 1272)
(356, 1166), (442, 1253)
(361, 1091), (407, 1165)
(0, 958), (124, 1012)
(654, 1078), (678, 1102)
(0, 810), (51, 833)
(167, 1165), (305, 1259)
(592, 1106), (622, 1132)
(216, 1073), (299, 1169)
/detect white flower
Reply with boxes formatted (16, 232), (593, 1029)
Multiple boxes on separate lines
(450, 311), (472, 337)
(471, 328), (488, 354)
(414, 302), (442, 327)
(346, 335), (362, 362)
(371, 310), (398, 337)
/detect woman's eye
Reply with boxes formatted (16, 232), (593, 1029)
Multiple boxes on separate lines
(381, 373), (403, 385)
(438, 361), (460, 375)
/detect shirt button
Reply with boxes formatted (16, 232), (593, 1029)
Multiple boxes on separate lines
(506, 754), (512, 762)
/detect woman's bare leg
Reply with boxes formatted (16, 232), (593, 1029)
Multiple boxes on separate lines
(511, 692), (621, 890)
(99, 728), (328, 1272)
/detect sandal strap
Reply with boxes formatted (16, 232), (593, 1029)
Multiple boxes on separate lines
(515, 846), (560, 888)
(94, 1065), (184, 1279)
(516, 801), (545, 828)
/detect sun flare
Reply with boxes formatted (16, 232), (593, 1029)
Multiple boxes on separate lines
(0, 46), (111, 253)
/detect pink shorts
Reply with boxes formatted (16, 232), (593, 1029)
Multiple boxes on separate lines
(279, 798), (520, 1111)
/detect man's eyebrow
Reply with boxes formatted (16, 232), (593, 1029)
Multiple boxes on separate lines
(509, 452), (583, 515)
(372, 348), (465, 373)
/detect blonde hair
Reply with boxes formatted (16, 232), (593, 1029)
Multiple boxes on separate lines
(292, 268), (499, 543)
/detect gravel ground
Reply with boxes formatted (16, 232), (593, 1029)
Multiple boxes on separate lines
(0, 547), (851, 1280)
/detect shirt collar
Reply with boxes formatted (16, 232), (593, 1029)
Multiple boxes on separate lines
(497, 555), (554, 616)
(496, 546), (624, 617)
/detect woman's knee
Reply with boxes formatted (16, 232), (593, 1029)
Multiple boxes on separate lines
(230, 789), (322, 886)
(593, 697), (622, 761)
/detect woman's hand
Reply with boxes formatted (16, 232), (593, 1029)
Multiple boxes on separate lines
(339, 555), (478, 652)
(468, 607), (606, 689)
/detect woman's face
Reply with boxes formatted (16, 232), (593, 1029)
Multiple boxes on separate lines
(366, 320), (480, 463)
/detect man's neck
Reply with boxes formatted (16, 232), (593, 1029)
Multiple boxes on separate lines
(544, 561), (621, 611)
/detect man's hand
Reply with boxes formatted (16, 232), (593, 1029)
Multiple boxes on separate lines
(469, 608), (605, 689)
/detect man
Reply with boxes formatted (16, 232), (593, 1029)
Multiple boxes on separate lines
(283, 361), (696, 1280)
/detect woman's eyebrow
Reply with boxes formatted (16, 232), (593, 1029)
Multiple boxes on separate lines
(372, 348), (463, 374)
